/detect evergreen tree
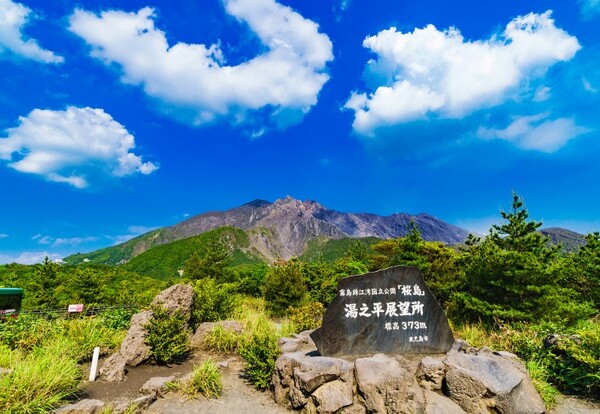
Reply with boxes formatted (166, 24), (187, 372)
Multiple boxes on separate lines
(452, 193), (593, 326)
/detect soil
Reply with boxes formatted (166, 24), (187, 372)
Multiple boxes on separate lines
(81, 351), (291, 413)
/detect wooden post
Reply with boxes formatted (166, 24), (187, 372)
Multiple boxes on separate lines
(89, 347), (100, 382)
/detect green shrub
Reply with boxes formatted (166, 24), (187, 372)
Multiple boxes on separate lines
(288, 302), (324, 332)
(144, 305), (190, 365)
(192, 278), (239, 325)
(99, 308), (136, 330)
(545, 320), (600, 397)
(239, 319), (281, 390)
(262, 261), (307, 316)
(205, 325), (241, 354)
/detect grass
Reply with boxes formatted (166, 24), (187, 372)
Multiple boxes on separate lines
(0, 314), (127, 413)
(167, 359), (223, 399)
(204, 325), (241, 354)
(0, 343), (81, 414)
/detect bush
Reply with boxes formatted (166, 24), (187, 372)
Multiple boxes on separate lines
(288, 302), (324, 332)
(545, 320), (600, 397)
(99, 308), (137, 330)
(262, 261), (307, 316)
(192, 278), (239, 325)
(239, 319), (281, 390)
(144, 305), (190, 365)
(205, 325), (241, 354)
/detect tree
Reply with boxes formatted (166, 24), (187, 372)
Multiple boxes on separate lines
(182, 237), (233, 281)
(29, 257), (61, 308)
(452, 193), (593, 326)
(571, 232), (600, 310)
(262, 260), (307, 315)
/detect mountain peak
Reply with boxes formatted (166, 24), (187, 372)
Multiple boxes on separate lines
(242, 199), (271, 208)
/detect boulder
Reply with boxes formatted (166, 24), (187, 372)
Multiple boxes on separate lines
(55, 399), (104, 414)
(110, 395), (156, 414)
(99, 353), (127, 382)
(151, 284), (195, 324)
(444, 349), (545, 414)
(423, 390), (466, 414)
(139, 375), (176, 398)
(119, 310), (153, 367)
(417, 356), (446, 390)
(355, 353), (425, 414)
(272, 351), (354, 411)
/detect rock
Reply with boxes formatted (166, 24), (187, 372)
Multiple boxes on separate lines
(312, 380), (354, 414)
(311, 266), (454, 356)
(218, 357), (237, 368)
(272, 351), (353, 410)
(444, 350), (545, 414)
(423, 390), (466, 414)
(417, 356), (446, 390)
(110, 395), (156, 414)
(99, 353), (127, 382)
(119, 310), (153, 367)
(151, 284), (194, 324)
(0, 367), (12, 377)
(355, 353), (425, 414)
(340, 404), (367, 414)
(139, 375), (176, 398)
(279, 330), (316, 353)
(55, 399), (104, 414)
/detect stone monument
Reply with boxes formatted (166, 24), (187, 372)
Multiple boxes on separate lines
(311, 266), (454, 356)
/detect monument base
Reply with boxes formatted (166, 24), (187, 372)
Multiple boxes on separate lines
(273, 330), (546, 414)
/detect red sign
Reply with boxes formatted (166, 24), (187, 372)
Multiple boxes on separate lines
(68, 304), (84, 313)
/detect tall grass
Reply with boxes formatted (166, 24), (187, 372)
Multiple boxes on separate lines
(0, 343), (81, 413)
(0, 314), (127, 413)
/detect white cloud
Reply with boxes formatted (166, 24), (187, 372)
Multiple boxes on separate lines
(0, 106), (158, 188)
(345, 11), (580, 136)
(0, 251), (62, 265)
(33, 234), (100, 247)
(477, 113), (590, 152)
(533, 86), (551, 102)
(0, 233), (8, 239)
(0, 0), (63, 63)
(69, 0), (333, 129)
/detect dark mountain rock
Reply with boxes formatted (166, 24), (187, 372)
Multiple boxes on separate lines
(540, 227), (586, 252)
(67, 196), (472, 263)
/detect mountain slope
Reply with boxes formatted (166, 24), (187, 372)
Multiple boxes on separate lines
(65, 196), (471, 264)
(541, 227), (586, 252)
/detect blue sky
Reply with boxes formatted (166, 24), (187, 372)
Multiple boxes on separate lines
(1, 0), (599, 264)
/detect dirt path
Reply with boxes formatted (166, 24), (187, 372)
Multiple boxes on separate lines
(83, 353), (291, 414)
(146, 359), (291, 414)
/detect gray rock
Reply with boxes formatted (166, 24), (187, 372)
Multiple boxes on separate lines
(55, 399), (104, 414)
(340, 403), (367, 414)
(272, 351), (354, 410)
(110, 395), (156, 414)
(151, 283), (194, 324)
(99, 353), (127, 382)
(139, 375), (176, 398)
(417, 356), (446, 390)
(311, 266), (454, 356)
(423, 390), (466, 414)
(444, 350), (545, 414)
(311, 380), (354, 414)
(355, 353), (425, 414)
(119, 310), (153, 367)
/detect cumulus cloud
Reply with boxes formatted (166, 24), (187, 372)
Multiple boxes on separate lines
(0, 106), (158, 188)
(345, 11), (580, 136)
(477, 113), (590, 152)
(0, 233), (8, 239)
(0, 251), (61, 265)
(0, 0), (63, 63)
(34, 235), (100, 247)
(69, 0), (333, 129)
